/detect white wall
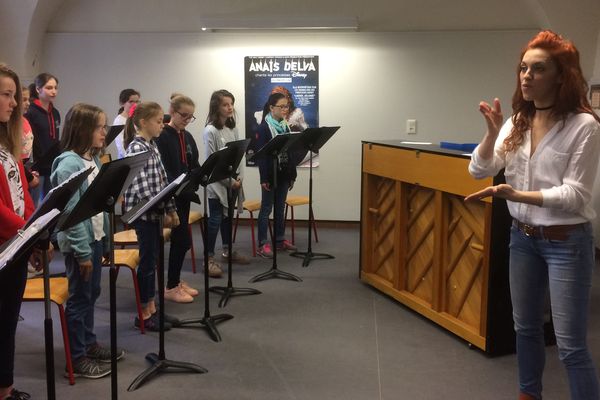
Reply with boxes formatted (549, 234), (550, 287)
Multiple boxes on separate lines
(41, 30), (535, 221)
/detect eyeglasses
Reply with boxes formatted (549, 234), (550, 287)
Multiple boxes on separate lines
(273, 104), (290, 109)
(176, 111), (196, 122)
(96, 125), (108, 132)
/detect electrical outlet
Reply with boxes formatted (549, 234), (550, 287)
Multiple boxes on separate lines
(406, 119), (417, 134)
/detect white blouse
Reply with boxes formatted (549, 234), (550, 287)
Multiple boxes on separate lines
(469, 112), (600, 226)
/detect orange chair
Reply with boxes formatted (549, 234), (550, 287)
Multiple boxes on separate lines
(102, 249), (143, 333)
(284, 195), (319, 244)
(22, 277), (75, 385)
(113, 228), (172, 248)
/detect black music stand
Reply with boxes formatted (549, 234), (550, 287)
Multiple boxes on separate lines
(124, 173), (207, 392)
(248, 133), (302, 283)
(175, 147), (235, 341)
(288, 127), (340, 266)
(105, 125), (125, 147)
(21, 166), (94, 398)
(208, 139), (262, 307)
(1, 209), (62, 400)
(56, 151), (150, 400)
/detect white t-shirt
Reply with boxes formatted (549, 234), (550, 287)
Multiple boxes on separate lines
(113, 114), (127, 159)
(81, 156), (105, 241)
(0, 146), (25, 218)
(469, 113), (600, 225)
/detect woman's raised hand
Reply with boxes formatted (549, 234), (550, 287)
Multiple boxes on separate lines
(479, 98), (503, 138)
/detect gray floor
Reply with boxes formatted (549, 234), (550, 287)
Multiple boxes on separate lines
(13, 225), (600, 399)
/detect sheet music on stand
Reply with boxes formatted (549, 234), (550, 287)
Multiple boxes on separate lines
(122, 173), (186, 225)
(0, 209), (61, 271)
(25, 166), (95, 229)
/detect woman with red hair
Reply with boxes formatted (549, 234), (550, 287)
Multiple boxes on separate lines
(467, 31), (600, 400)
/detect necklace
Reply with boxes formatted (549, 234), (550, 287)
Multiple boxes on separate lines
(535, 104), (554, 111)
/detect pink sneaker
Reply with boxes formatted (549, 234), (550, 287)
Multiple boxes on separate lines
(257, 243), (273, 258)
(277, 239), (297, 251)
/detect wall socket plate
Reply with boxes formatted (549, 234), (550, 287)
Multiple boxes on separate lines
(406, 119), (417, 134)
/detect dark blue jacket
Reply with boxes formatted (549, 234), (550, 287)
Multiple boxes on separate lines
(25, 100), (61, 176)
(254, 121), (303, 185)
(155, 124), (201, 202)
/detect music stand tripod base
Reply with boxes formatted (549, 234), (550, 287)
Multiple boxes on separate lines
(127, 353), (207, 392)
(249, 267), (303, 283)
(290, 250), (335, 267)
(209, 285), (262, 308)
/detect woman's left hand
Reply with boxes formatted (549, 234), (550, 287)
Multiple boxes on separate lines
(232, 179), (241, 190)
(465, 183), (517, 202)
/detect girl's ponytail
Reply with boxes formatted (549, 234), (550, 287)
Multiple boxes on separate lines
(123, 101), (163, 150)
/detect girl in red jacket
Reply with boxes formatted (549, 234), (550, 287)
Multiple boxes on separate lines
(0, 64), (37, 400)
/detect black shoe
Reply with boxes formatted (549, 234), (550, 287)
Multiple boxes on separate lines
(86, 342), (125, 363)
(157, 310), (181, 327)
(69, 357), (111, 379)
(6, 388), (31, 399)
(135, 314), (172, 332)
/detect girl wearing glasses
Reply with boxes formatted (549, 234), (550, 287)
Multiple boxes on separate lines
(156, 93), (201, 303)
(254, 92), (300, 258)
(51, 103), (123, 379)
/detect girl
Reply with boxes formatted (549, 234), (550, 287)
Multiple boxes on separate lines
(155, 94), (202, 302)
(123, 101), (183, 324)
(25, 73), (60, 206)
(203, 90), (249, 271)
(255, 92), (299, 258)
(466, 31), (600, 400)
(51, 103), (123, 379)
(21, 86), (38, 189)
(0, 64), (36, 400)
(112, 88), (140, 159)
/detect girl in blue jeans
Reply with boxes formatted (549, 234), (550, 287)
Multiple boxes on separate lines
(254, 92), (303, 258)
(203, 90), (250, 270)
(51, 103), (123, 379)
(123, 102), (180, 321)
(466, 30), (600, 400)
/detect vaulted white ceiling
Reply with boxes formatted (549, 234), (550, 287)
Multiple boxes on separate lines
(1, 0), (599, 77)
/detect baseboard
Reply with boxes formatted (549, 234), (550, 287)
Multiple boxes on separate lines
(234, 218), (359, 229)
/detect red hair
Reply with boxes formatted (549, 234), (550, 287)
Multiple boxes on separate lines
(505, 30), (599, 152)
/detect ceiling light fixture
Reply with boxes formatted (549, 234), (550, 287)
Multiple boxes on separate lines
(199, 16), (358, 32)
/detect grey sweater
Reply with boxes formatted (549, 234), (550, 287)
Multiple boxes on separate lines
(203, 124), (245, 211)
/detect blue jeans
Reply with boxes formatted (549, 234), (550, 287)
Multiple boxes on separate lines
(207, 198), (232, 256)
(167, 198), (190, 289)
(258, 181), (289, 246)
(509, 223), (599, 400)
(132, 219), (159, 306)
(65, 240), (103, 361)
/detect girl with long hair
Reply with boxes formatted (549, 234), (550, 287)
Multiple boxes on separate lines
(203, 90), (249, 272)
(467, 31), (600, 399)
(0, 63), (37, 400)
